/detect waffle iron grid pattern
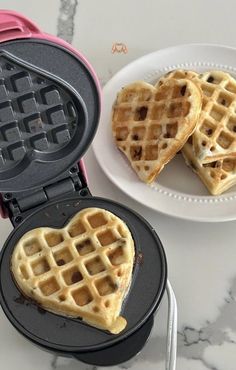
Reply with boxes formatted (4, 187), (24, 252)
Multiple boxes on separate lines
(0, 55), (78, 172)
(13, 209), (133, 325)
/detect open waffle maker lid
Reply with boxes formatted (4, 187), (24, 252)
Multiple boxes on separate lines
(0, 11), (100, 192)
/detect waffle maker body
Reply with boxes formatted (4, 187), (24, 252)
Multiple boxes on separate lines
(0, 11), (167, 366)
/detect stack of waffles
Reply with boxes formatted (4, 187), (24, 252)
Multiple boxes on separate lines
(112, 69), (236, 195)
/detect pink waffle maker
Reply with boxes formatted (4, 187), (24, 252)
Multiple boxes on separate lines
(0, 10), (175, 368)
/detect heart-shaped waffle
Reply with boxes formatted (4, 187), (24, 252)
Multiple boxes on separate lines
(112, 79), (202, 183)
(182, 138), (236, 195)
(191, 71), (236, 163)
(11, 208), (135, 334)
(157, 69), (236, 164)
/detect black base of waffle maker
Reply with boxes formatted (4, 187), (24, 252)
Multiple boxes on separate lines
(0, 194), (167, 366)
(0, 11), (167, 367)
(74, 316), (154, 366)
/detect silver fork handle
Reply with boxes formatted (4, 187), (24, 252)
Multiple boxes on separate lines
(165, 280), (177, 370)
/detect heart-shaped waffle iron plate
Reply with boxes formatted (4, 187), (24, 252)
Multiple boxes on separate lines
(0, 39), (100, 192)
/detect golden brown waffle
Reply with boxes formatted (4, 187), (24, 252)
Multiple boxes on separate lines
(112, 79), (202, 183)
(11, 208), (135, 334)
(157, 69), (236, 164)
(191, 71), (236, 163)
(182, 138), (236, 195)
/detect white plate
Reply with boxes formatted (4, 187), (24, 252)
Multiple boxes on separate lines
(93, 44), (236, 222)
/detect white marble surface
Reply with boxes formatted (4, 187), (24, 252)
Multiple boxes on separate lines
(0, 1), (236, 369)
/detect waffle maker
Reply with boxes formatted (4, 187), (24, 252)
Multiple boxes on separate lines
(0, 10), (177, 369)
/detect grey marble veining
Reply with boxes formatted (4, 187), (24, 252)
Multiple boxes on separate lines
(57, 0), (78, 43)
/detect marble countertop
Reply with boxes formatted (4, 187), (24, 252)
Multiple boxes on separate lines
(1, 1), (236, 370)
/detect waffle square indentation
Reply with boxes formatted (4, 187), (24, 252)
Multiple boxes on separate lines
(130, 145), (142, 161)
(210, 105), (225, 121)
(45, 232), (64, 247)
(222, 158), (236, 172)
(145, 144), (159, 160)
(216, 131), (234, 149)
(85, 257), (106, 275)
(200, 120), (216, 137)
(172, 84), (188, 98)
(134, 106), (148, 121)
(8, 143), (26, 161)
(167, 102), (190, 118)
(68, 220), (86, 237)
(131, 126), (146, 141)
(87, 212), (108, 228)
(41, 86), (61, 105)
(62, 266), (83, 285)
(226, 117), (236, 133)
(0, 102), (14, 121)
(217, 92), (233, 107)
(53, 247), (73, 266)
(11, 72), (31, 92)
(18, 93), (37, 114)
(113, 107), (132, 122)
(20, 265), (29, 280)
(155, 86), (169, 101)
(47, 106), (66, 125)
(225, 82), (236, 94)
(3, 123), (21, 141)
(75, 239), (95, 256)
(39, 277), (60, 296)
(24, 114), (43, 134)
(97, 229), (119, 246)
(95, 276), (118, 296)
(165, 123), (178, 138)
(31, 257), (50, 276)
(201, 83), (215, 97)
(119, 89), (136, 103)
(31, 134), (48, 151)
(206, 74), (222, 84)
(148, 124), (162, 140)
(150, 104), (165, 120)
(23, 238), (42, 256)
(108, 246), (126, 266)
(115, 127), (129, 141)
(52, 127), (71, 145)
(72, 286), (93, 306)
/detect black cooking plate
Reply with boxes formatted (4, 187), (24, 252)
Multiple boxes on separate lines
(0, 196), (167, 353)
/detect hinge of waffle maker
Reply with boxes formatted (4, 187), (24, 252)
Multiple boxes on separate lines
(2, 163), (91, 227)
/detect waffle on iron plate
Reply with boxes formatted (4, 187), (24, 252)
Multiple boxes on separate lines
(11, 208), (135, 334)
